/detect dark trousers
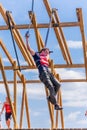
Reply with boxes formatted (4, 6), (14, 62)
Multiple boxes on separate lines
(5, 112), (12, 121)
(39, 69), (61, 97)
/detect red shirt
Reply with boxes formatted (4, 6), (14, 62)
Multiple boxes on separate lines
(40, 54), (49, 67)
(4, 103), (12, 113)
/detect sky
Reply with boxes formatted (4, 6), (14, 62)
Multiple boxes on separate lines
(0, 0), (87, 129)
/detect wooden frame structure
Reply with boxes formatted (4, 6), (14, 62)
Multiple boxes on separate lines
(0, 0), (86, 129)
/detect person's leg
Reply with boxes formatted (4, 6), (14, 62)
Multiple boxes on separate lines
(39, 70), (57, 105)
(49, 72), (61, 95)
(39, 70), (56, 97)
(6, 119), (11, 128)
(5, 113), (12, 128)
(47, 71), (63, 110)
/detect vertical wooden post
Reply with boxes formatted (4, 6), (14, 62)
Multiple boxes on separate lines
(60, 89), (64, 128)
(50, 60), (55, 129)
(24, 80), (31, 128)
(56, 90), (60, 128)
(45, 87), (54, 129)
(13, 61), (17, 128)
(20, 75), (25, 128)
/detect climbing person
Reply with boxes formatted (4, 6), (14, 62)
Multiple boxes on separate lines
(25, 33), (63, 110)
(0, 97), (13, 129)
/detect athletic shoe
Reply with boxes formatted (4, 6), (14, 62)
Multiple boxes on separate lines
(54, 104), (63, 110)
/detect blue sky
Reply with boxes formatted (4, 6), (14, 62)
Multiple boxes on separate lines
(0, 0), (87, 129)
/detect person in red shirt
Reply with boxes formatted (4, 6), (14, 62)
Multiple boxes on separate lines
(0, 97), (13, 129)
(25, 34), (63, 110)
(85, 110), (87, 116)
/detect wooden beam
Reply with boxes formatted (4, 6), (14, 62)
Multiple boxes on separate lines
(0, 78), (86, 84)
(53, 9), (72, 64)
(0, 22), (80, 30)
(43, 0), (72, 64)
(61, 79), (87, 82)
(45, 87), (54, 129)
(0, 5), (35, 66)
(24, 77), (31, 129)
(76, 8), (87, 79)
(59, 89), (64, 128)
(0, 39), (24, 80)
(0, 63), (85, 71)
(13, 61), (17, 128)
(29, 12), (42, 51)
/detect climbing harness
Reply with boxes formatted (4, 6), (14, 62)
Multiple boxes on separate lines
(6, 11), (21, 71)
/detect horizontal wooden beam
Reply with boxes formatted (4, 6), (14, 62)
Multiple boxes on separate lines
(0, 22), (80, 30)
(0, 79), (86, 84)
(0, 64), (85, 70)
(54, 64), (85, 68)
(61, 79), (87, 82)
(0, 129), (87, 130)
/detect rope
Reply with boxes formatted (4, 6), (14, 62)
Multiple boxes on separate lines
(31, 0), (34, 13)
(6, 11), (21, 71)
(45, 9), (57, 47)
(26, 0), (34, 36)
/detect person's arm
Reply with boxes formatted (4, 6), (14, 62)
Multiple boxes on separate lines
(26, 35), (35, 56)
(0, 103), (5, 115)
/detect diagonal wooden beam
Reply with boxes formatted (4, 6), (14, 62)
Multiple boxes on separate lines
(76, 8), (87, 79)
(29, 11), (44, 50)
(0, 39), (23, 79)
(53, 9), (72, 64)
(43, 0), (72, 64)
(0, 4), (35, 66)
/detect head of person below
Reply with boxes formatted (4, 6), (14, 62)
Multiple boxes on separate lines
(39, 48), (53, 55)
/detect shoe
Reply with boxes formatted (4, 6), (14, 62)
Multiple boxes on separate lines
(54, 104), (63, 110)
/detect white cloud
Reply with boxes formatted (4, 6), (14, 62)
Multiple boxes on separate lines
(56, 68), (85, 79)
(66, 111), (81, 121)
(62, 82), (87, 107)
(65, 111), (87, 127)
(2, 58), (10, 63)
(77, 118), (87, 125)
(31, 111), (41, 117)
(67, 40), (82, 48)
(23, 68), (38, 73)
(0, 83), (46, 100)
(55, 40), (82, 49)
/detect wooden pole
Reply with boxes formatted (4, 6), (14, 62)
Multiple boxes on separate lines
(13, 61), (17, 128)
(24, 79), (31, 128)
(19, 75), (25, 128)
